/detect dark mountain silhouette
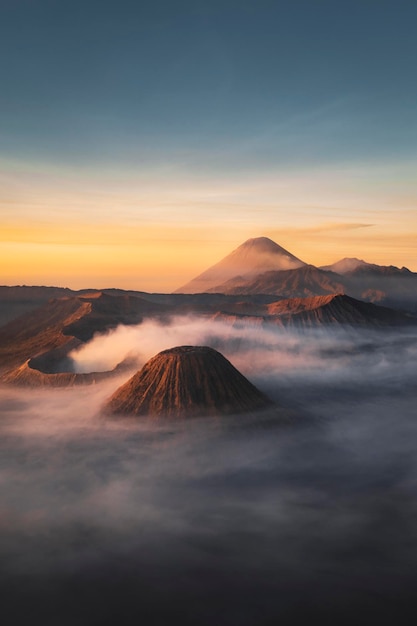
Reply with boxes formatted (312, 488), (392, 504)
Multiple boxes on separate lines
(104, 346), (272, 417)
(174, 237), (306, 294)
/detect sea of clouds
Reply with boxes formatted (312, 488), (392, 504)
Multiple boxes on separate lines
(1, 318), (417, 624)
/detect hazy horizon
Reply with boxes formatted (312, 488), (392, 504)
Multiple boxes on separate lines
(1, 0), (417, 290)
(2, 232), (417, 293)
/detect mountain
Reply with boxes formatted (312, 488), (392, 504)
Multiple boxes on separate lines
(206, 265), (345, 297)
(0, 285), (179, 328)
(0, 285), (81, 326)
(62, 292), (168, 341)
(174, 237), (417, 311)
(320, 258), (371, 274)
(0, 296), (89, 375)
(174, 237), (306, 294)
(318, 259), (417, 310)
(321, 257), (413, 277)
(2, 288), (414, 385)
(266, 293), (415, 327)
(211, 294), (415, 329)
(0, 292), (168, 383)
(104, 346), (272, 418)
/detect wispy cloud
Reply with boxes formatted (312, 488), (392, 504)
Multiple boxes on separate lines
(267, 222), (374, 238)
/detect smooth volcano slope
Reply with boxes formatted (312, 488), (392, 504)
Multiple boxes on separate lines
(174, 237), (306, 293)
(104, 346), (272, 417)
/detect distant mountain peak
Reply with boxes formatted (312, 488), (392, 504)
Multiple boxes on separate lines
(321, 257), (413, 277)
(238, 236), (290, 251)
(320, 258), (369, 274)
(174, 236), (306, 293)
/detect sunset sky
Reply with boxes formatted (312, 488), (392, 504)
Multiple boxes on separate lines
(1, 0), (417, 291)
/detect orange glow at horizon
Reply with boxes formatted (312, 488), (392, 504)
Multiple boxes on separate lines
(1, 158), (417, 290)
(2, 218), (417, 291)
(0, 231), (241, 291)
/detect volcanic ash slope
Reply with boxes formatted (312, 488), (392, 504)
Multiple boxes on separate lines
(174, 237), (306, 293)
(104, 346), (272, 418)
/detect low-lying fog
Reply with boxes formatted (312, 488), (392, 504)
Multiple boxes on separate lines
(1, 318), (417, 625)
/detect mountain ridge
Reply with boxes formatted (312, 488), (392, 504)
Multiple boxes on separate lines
(173, 237), (417, 311)
(321, 257), (412, 276)
(211, 293), (415, 329)
(0, 292), (169, 381)
(1, 290), (415, 388)
(206, 265), (346, 297)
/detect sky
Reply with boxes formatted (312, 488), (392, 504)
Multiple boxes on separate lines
(1, 0), (417, 290)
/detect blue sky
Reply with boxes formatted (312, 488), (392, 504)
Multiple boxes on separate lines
(2, 0), (417, 168)
(1, 0), (417, 288)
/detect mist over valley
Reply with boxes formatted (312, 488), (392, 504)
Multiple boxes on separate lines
(1, 236), (417, 624)
(1, 315), (417, 623)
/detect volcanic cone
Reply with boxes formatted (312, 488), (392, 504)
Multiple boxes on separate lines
(104, 345), (271, 417)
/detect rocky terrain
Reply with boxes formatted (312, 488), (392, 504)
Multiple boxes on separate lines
(0, 292), (168, 385)
(1, 237), (416, 388)
(104, 346), (272, 417)
(212, 294), (415, 329)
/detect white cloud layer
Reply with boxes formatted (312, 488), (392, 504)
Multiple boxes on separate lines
(1, 322), (417, 624)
